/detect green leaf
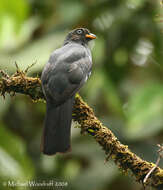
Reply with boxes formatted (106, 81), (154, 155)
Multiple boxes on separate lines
(102, 71), (124, 116)
(126, 83), (163, 140)
(0, 124), (35, 180)
(0, 0), (30, 50)
(0, 0), (29, 28)
(58, 1), (85, 24)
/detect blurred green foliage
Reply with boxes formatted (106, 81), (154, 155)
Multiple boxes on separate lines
(0, 0), (163, 190)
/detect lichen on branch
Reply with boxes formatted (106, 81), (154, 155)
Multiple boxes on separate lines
(0, 65), (44, 100)
(0, 66), (163, 189)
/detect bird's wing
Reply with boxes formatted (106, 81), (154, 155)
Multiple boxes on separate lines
(41, 46), (92, 106)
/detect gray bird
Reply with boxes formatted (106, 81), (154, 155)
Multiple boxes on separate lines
(41, 28), (96, 155)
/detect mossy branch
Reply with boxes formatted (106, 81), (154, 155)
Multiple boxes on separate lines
(0, 67), (163, 189)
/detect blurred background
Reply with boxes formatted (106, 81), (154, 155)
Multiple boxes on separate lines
(0, 0), (163, 189)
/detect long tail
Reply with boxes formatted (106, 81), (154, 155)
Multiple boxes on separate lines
(41, 97), (74, 155)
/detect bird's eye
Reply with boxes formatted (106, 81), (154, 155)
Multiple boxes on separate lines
(76, 29), (83, 34)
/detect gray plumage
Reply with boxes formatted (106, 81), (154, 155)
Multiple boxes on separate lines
(41, 28), (96, 155)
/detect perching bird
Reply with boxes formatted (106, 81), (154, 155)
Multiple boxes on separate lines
(41, 28), (96, 155)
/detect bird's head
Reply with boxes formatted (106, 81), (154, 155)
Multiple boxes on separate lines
(64, 28), (96, 45)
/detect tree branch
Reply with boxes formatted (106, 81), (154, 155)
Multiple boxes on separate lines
(0, 67), (163, 189)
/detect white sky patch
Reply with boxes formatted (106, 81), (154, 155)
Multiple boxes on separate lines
(131, 38), (153, 66)
(93, 12), (114, 31)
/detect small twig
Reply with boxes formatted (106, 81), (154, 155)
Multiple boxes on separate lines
(24, 61), (37, 74)
(0, 70), (10, 79)
(143, 157), (160, 184)
(157, 144), (163, 155)
(143, 144), (163, 184)
(141, 180), (146, 190)
(104, 150), (113, 164)
(12, 62), (22, 77)
(15, 61), (20, 72)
